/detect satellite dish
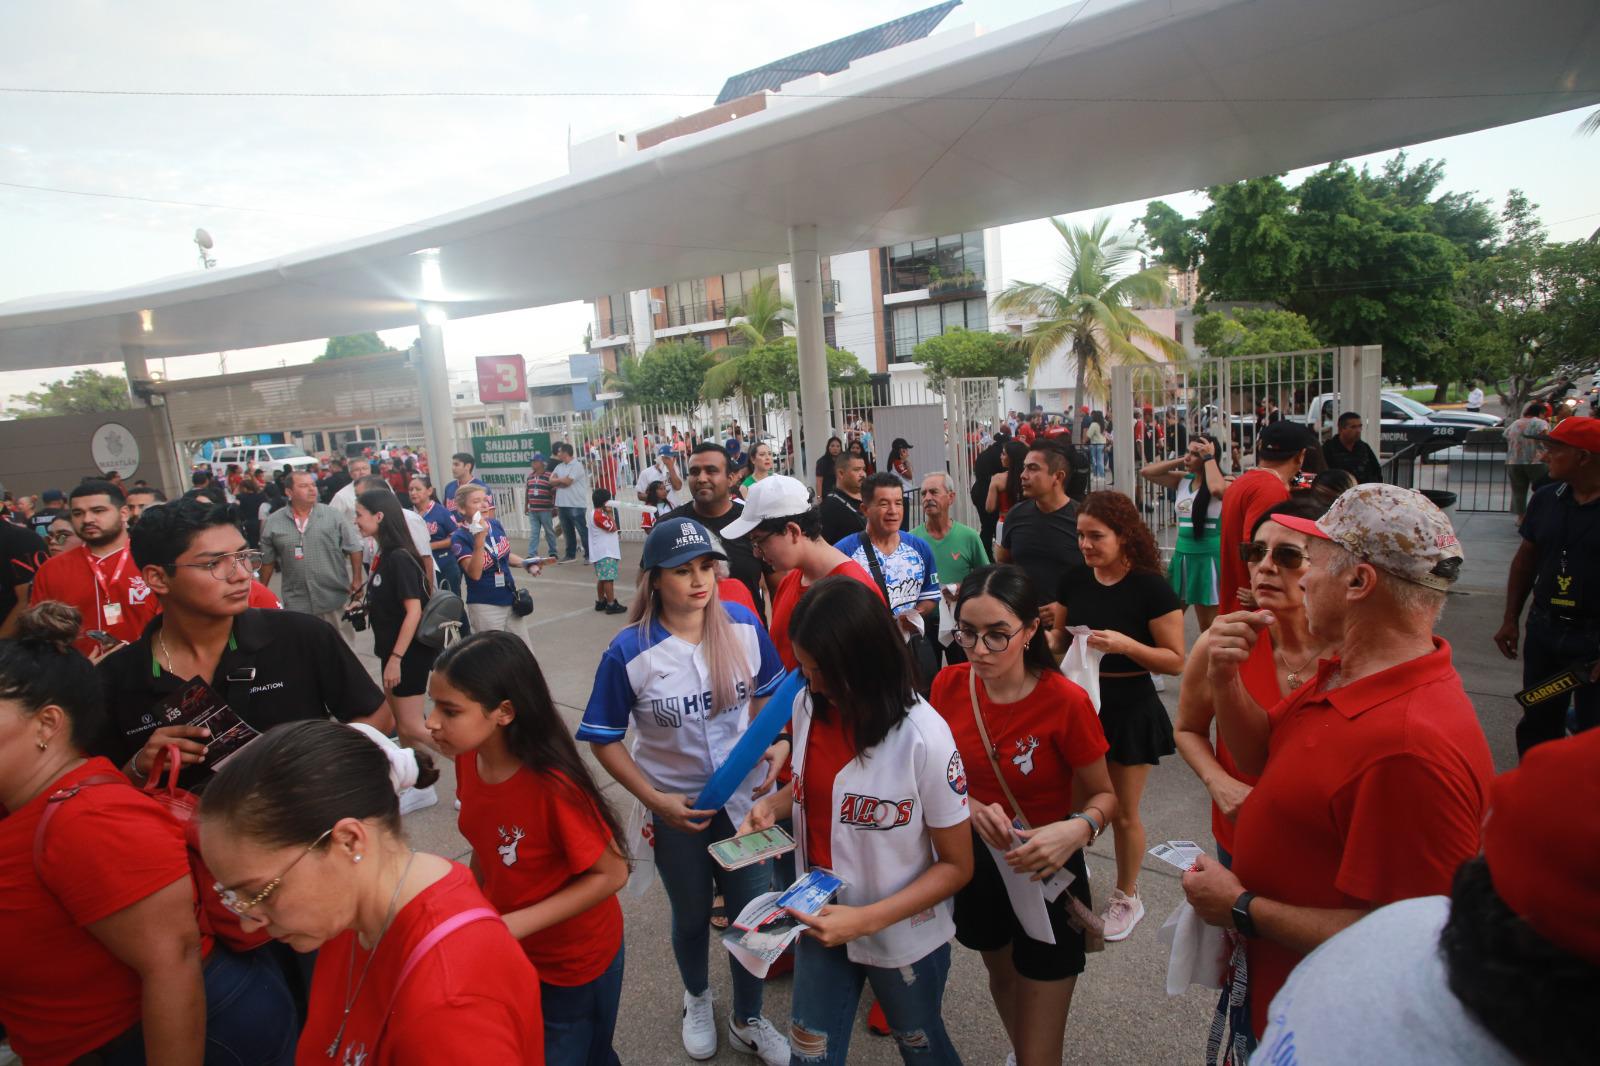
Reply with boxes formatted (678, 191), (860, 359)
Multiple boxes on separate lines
(194, 228), (214, 249)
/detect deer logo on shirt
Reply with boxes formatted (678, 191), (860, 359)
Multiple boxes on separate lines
(341, 1045), (368, 1066)
(1012, 735), (1040, 776)
(497, 825), (525, 867)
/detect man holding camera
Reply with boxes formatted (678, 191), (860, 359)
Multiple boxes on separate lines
(257, 469), (363, 627)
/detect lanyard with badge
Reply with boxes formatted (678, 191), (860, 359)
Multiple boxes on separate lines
(91, 547), (133, 627)
(291, 509), (312, 560)
(1548, 489), (1600, 623)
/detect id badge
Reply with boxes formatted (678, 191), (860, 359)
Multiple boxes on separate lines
(1550, 552), (1580, 618)
(294, 546), (305, 560)
(103, 602), (123, 626)
(493, 572), (506, 588)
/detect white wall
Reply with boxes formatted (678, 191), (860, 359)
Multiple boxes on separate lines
(829, 249), (878, 372)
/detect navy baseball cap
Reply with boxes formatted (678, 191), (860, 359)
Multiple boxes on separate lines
(640, 516), (727, 570)
(42, 488), (65, 502)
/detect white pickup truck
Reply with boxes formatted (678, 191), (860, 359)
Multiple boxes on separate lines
(1300, 391), (1502, 453)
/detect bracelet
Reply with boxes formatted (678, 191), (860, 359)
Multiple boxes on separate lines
(773, 733), (793, 747)
(1067, 810), (1102, 841)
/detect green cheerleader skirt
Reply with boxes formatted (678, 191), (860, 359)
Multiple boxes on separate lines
(1168, 539), (1221, 607)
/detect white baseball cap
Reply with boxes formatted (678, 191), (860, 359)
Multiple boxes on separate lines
(721, 475), (813, 539)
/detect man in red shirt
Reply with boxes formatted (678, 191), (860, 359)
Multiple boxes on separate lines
(1184, 484), (1493, 1048)
(1216, 420), (1317, 610)
(723, 474), (882, 669)
(29, 480), (157, 654)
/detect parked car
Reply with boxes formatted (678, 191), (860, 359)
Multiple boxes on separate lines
(209, 443), (319, 479)
(1300, 391), (1503, 454)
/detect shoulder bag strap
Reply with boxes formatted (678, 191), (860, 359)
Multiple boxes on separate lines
(968, 669), (1030, 830)
(33, 774), (132, 871)
(860, 539), (893, 608)
(372, 907), (502, 1052)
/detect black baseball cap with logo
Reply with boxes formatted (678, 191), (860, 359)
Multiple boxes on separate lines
(1257, 421), (1319, 460)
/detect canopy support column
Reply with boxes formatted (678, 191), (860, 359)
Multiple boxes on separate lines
(789, 224), (829, 482)
(415, 320), (456, 473)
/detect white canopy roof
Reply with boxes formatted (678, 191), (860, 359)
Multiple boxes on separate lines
(2, 0), (1596, 370)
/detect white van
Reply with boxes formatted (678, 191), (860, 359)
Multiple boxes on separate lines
(209, 443), (319, 479)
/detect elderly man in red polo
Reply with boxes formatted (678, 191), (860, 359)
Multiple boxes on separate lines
(1182, 483), (1494, 1058)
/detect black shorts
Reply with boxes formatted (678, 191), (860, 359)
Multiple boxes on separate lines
(376, 641), (439, 697)
(954, 829), (1092, 981)
(1098, 674), (1175, 766)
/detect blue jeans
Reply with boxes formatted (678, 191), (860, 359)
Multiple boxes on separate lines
(99, 944), (298, 1065)
(651, 809), (771, 1023)
(790, 938), (960, 1065)
(558, 506), (590, 559)
(527, 510), (560, 558)
(1089, 443), (1106, 478)
(542, 943), (625, 1066)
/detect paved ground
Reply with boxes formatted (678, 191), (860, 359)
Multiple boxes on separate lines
(346, 508), (1526, 1065)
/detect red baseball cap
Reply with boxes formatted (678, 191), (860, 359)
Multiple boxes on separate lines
(1526, 416), (1600, 453)
(1482, 728), (1600, 964)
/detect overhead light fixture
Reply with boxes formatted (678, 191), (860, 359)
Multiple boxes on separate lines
(139, 309), (154, 333)
(422, 303), (449, 326)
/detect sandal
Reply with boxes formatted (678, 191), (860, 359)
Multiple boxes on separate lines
(710, 895), (730, 930)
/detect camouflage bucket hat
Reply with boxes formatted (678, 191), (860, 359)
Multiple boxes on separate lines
(1272, 483), (1463, 591)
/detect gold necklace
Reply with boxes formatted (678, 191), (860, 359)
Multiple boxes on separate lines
(1275, 645), (1326, 688)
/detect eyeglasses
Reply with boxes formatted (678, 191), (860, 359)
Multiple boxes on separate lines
(1241, 542), (1310, 570)
(952, 626), (1023, 652)
(213, 827), (332, 916)
(170, 550), (265, 580)
(46, 530), (73, 544)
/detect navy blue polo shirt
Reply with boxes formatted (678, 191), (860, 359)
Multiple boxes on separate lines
(450, 517), (516, 606)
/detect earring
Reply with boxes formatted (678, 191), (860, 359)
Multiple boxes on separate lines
(352, 854), (363, 864)
(36, 739), (48, 751)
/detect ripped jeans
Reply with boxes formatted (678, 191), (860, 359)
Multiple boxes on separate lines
(789, 938), (960, 1065)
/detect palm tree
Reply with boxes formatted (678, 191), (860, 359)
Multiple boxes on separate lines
(702, 275), (795, 400)
(993, 216), (1186, 427)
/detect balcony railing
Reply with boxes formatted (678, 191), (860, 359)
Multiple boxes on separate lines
(927, 272), (985, 299)
(823, 278), (841, 314)
(665, 298), (727, 328)
(595, 314), (632, 337)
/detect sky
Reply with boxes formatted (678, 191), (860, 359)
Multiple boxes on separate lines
(2, 0), (1597, 405)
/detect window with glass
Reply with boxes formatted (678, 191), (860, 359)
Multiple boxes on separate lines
(889, 296), (992, 363)
(884, 232), (986, 294)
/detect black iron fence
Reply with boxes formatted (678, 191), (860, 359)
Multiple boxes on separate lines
(1381, 429), (1511, 512)
(665, 298), (727, 327)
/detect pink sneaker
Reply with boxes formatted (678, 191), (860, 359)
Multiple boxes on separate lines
(1102, 889), (1145, 942)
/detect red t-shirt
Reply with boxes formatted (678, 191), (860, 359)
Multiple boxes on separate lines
(0, 758), (202, 1066)
(1211, 630), (1279, 853)
(798, 708), (857, 871)
(247, 579), (281, 609)
(31, 545), (158, 654)
(297, 863), (543, 1065)
(929, 666), (1107, 828)
(1216, 469), (1290, 611)
(591, 508), (617, 534)
(767, 560), (881, 670)
(455, 758), (624, 986)
(1230, 639), (1493, 1038)
(717, 575), (758, 616)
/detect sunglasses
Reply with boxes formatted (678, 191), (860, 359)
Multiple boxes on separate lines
(1240, 542), (1310, 569)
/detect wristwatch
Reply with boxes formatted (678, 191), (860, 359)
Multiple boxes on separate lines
(1231, 891), (1258, 938)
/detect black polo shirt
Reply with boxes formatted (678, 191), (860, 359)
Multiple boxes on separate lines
(1521, 482), (1600, 625)
(999, 497), (1084, 605)
(820, 490), (867, 545)
(1322, 436), (1382, 484)
(666, 499), (771, 621)
(95, 607), (385, 790)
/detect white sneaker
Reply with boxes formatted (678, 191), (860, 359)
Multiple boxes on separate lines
(728, 1016), (789, 1066)
(1102, 888), (1145, 942)
(398, 784), (438, 815)
(1005, 1053), (1017, 1066)
(682, 989), (717, 1060)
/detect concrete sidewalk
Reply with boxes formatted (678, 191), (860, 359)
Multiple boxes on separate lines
(364, 506), (1526, 1065)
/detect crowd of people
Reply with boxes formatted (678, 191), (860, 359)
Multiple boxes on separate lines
(0, 397), (1595, 1066)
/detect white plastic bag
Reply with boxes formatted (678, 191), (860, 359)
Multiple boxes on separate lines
(1156, 900), (1230, 996)
(1060, 624), (1104, 713)
(621, 798), (658, 898)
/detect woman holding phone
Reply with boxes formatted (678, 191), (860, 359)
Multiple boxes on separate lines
(742, 576), (973, 1065)
(577, 517), (790, 1065)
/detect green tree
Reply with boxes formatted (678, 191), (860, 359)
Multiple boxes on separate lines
(1192, 308), (1323, 358)
(316, 332), (391, 362)
(701, 338), (868, 403)
(993, 215), (1185, 418)
(602, 341), (712, 409)
(912, 328), (1029, 393)
(1140, 156), (1488, 388)
(718, 275), (794, 352)
(12, 369), (132, 418)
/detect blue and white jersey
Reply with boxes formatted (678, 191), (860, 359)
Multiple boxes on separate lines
(578, 601), (784, 827)
(834, 532), (941, 617)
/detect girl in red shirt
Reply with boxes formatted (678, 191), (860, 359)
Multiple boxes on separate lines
(932, 565), (1116, 1066)
(426, 631), (629, 1066)
(0, 603), (296, 1066)
(1175, 496), (1334, 866)
(199, 719), (544, 1065)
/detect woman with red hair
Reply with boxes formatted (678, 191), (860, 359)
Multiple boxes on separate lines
(1048, 491), (1184, 943)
